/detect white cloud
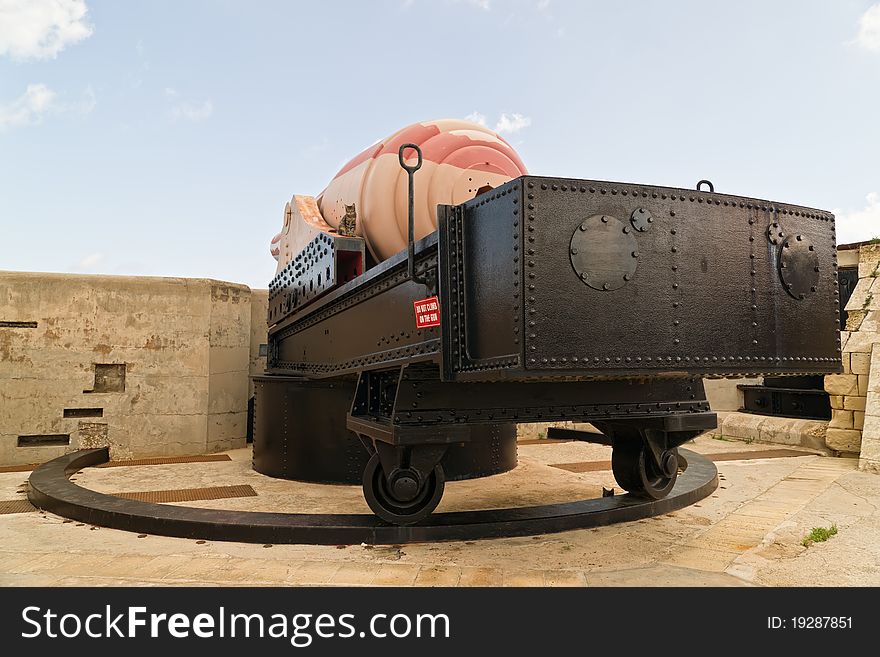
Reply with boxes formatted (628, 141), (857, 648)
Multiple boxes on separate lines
(449, 0), (490, 9)
(536, 0), (550, 11)
(0, 0), (93, 60)
(71, 252), (103, 272)
(0, 83), (95, 130)
(170, 99), (213, 122)
(855, 3), (880, 52)
(0, 83), (56, 128)
(465, 110), (532, 135)
(465, 110), (487, 126)
(832, 192), (880, 244)
(494, 112), (531, 134)
(165, 88), (212, 122)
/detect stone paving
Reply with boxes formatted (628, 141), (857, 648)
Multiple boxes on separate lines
(1, 435), (877, 587)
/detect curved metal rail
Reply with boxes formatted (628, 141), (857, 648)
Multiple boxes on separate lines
(28, 448), (718, 545)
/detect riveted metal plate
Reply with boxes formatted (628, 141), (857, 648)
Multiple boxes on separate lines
(570, 215), (638, 291)
(522, 176), (839, 375)
(779, 235), (820, 300)
(268, 232), (365, 326)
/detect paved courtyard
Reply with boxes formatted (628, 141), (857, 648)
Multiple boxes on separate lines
(1, 435), (878, 586)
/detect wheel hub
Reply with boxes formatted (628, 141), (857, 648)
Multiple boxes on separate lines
(389, 471), (420, 502)
(660, 450), (678, 478)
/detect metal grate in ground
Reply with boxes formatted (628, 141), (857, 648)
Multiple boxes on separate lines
(113, 485), (257, 503)
(1, 484), (256, 514)
(0, 499), (37, 515)
(97, 454), (233, 468)
(0, 453), (233, 474)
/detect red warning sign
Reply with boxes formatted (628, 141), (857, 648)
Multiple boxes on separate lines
(413, 296), (441, 329)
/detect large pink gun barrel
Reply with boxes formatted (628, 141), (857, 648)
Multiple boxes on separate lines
(271, 118), (528, 271)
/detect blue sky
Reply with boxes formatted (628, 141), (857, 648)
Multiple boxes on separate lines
(1, 0), (879, 289)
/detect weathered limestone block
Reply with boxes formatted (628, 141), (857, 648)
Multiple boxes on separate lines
(718, 412), (827, 451)
(844, 330), (880, 354)
(826, 428), (862, 453)
(825, 374), (859, 395)
(758, 417), (801, 445)
(859, 415), (880, 473)
(845, 310), (866, 332)
(854, 411), (865, 431)
(844, 395), (866, 411)
(870, 346), (880, 393)
(857, 244), (880, 278)
(851, 352), (871, 375)
(846, 276), (876, 311)
(829, 395), (844, 409)
(720, 413), (764, 440)
(829, 410), (853, 429)
(840, 353), (851, 374)
(859, 374), (869, 396)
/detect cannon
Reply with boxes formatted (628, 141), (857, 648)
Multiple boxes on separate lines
(254, 118), (841, 525)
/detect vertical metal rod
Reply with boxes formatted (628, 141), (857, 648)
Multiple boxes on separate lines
(398, 143), (424, 284)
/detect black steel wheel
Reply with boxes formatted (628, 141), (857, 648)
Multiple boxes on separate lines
(362, 453), (445, 525)
(611, 437), (678, 500)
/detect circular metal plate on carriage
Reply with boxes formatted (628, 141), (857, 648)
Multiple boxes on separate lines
(630, 207), (653, 232)
(779, 235), (819, 300)
(570, 215), (639, 291)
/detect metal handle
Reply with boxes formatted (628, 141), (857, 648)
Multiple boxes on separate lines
(398, 143), (426, 285)
(696, 179), (714, 193)
(398, 143), (423, 173)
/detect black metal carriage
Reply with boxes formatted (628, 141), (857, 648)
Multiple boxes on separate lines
(254, 145), (840, 525)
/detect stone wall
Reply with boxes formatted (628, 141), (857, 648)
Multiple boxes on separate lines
(702, 377), (761, 412)
(0, 271), (269, 465)
(824, 244), (880, 468)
